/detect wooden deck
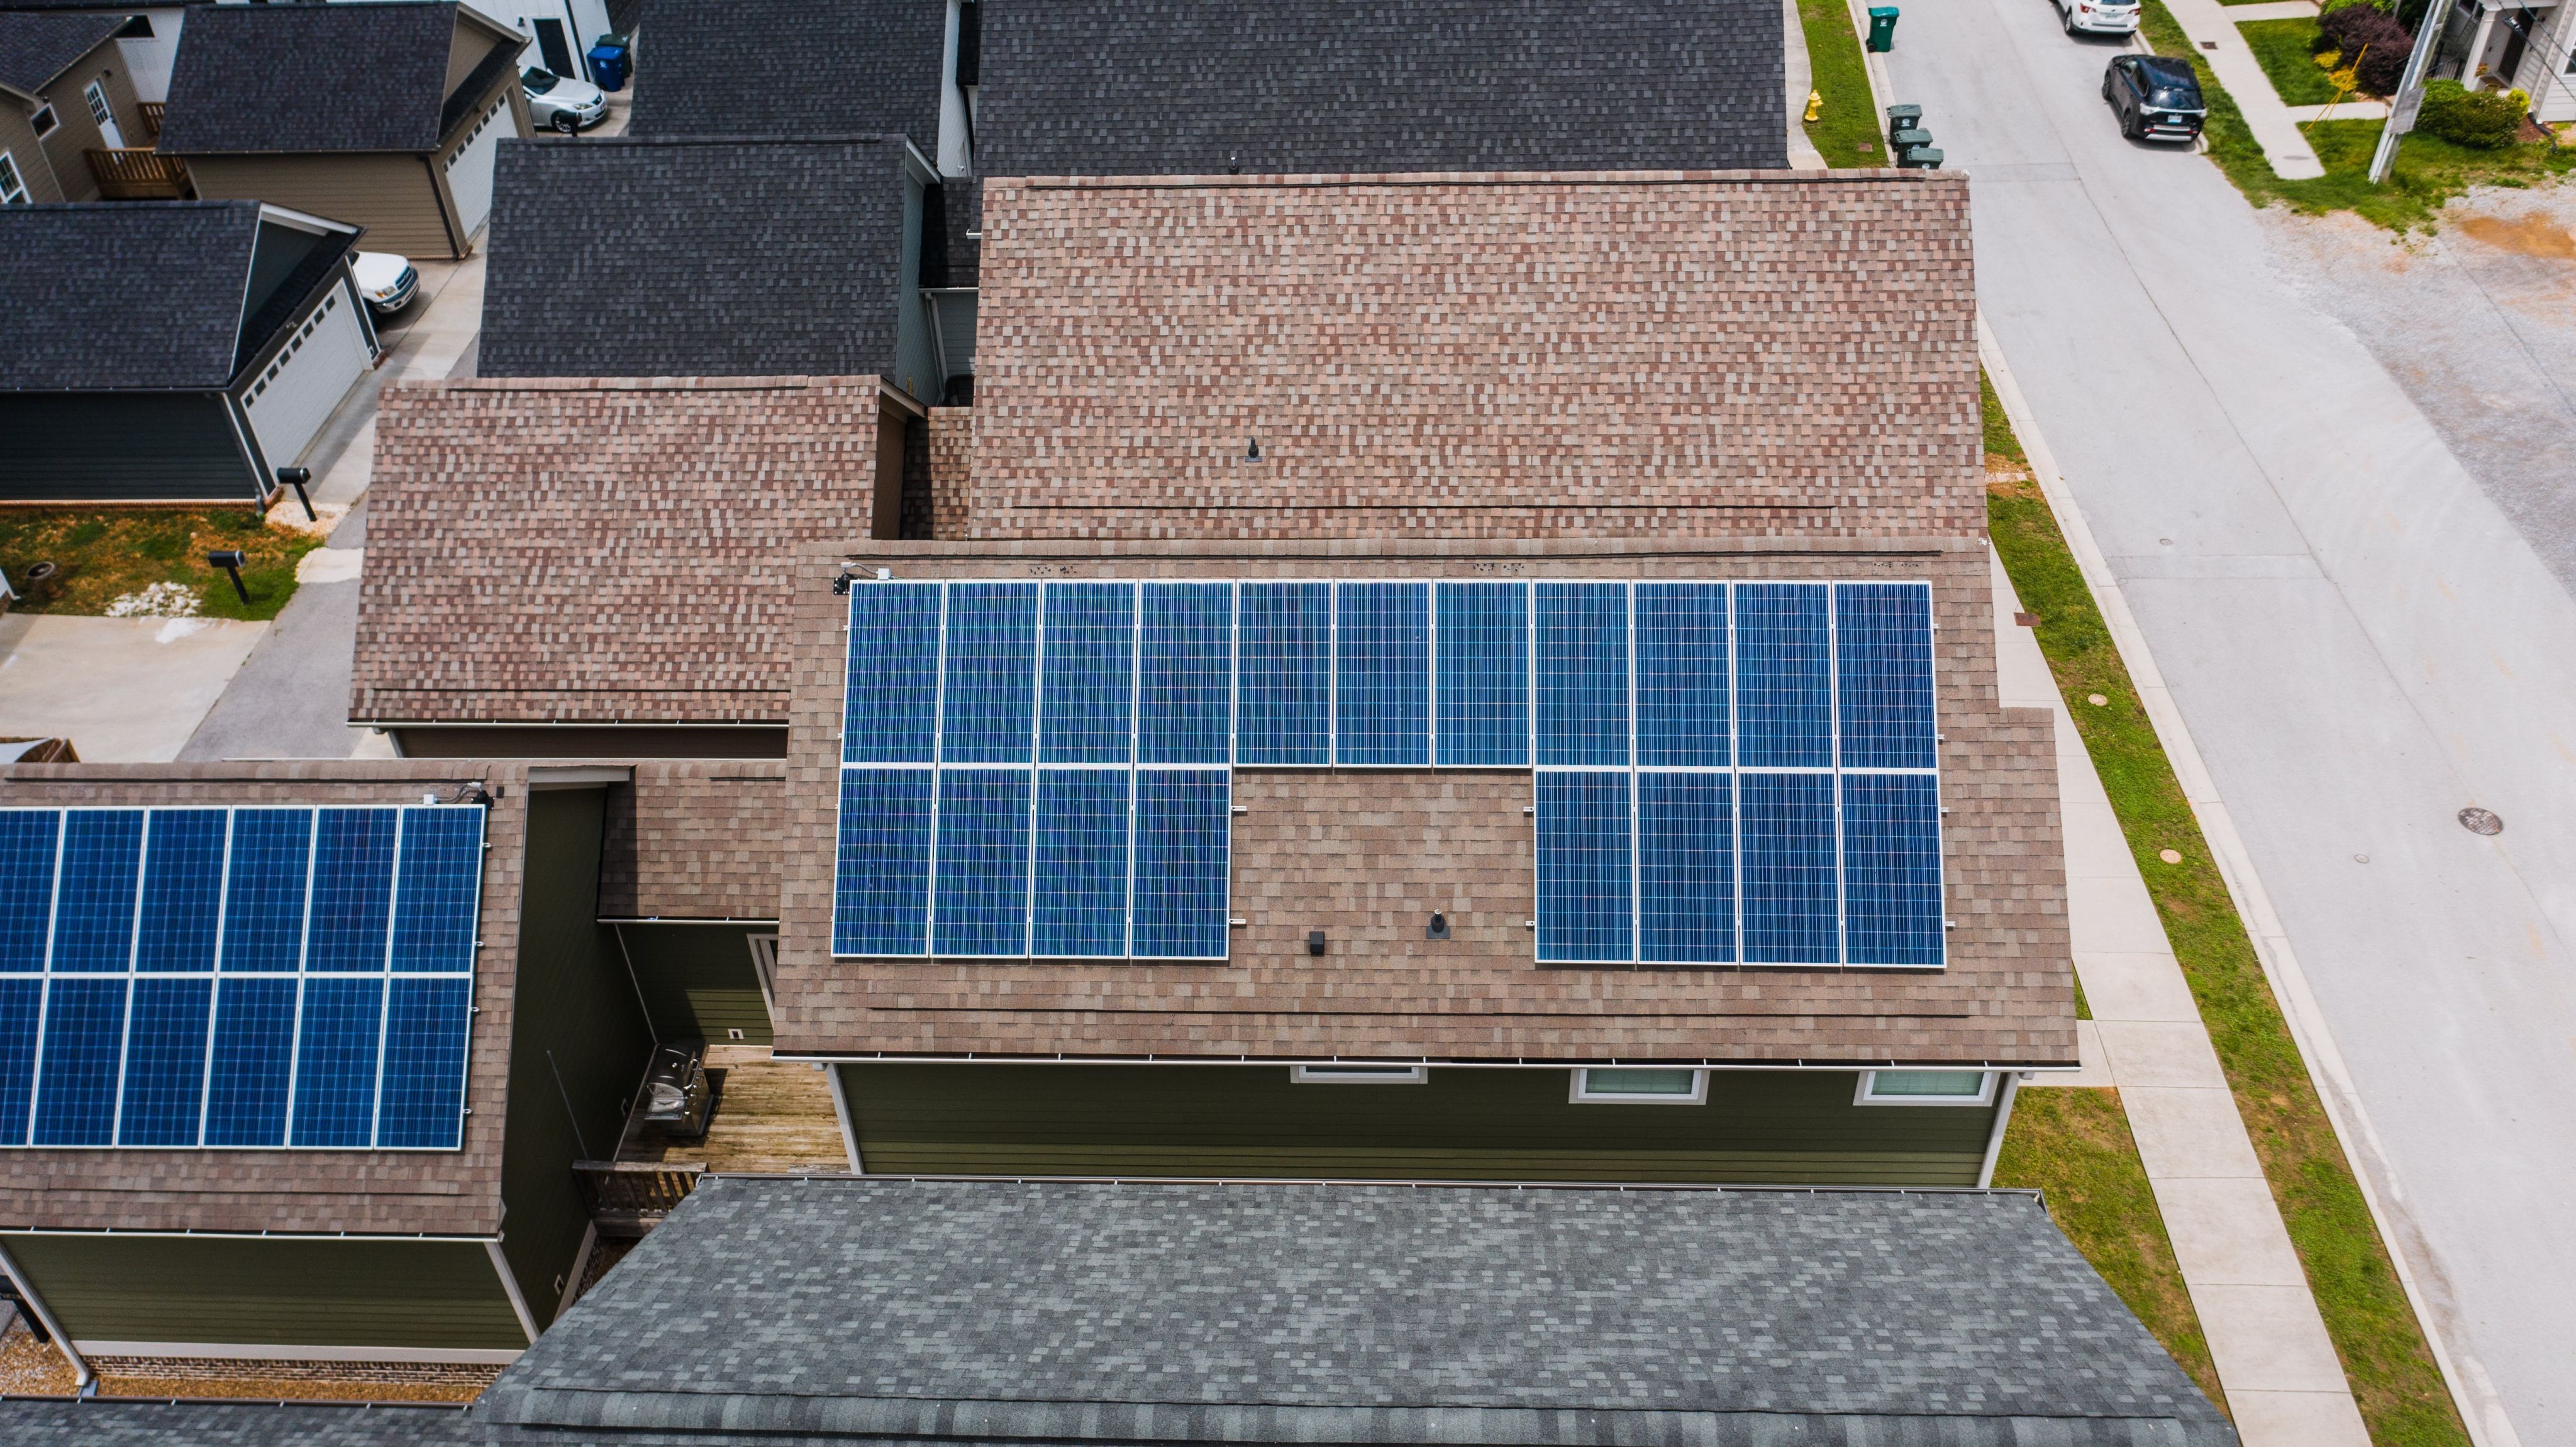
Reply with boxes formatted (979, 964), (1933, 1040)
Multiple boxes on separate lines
(612, 1046), (848, 1173)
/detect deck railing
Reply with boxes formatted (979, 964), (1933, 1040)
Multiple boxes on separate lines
(87, 148), (189, 200)
(138, 102), (164, 141)
(572, 1160), (704, 1238)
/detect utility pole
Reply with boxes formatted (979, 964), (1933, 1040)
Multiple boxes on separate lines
(2370, 0), (2450, 183)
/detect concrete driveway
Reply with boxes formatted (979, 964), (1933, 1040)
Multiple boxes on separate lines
(0, 613), (265, 762)
(1886, 3), (2576, 1443)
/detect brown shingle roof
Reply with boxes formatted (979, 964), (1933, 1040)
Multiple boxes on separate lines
(351, 377), (886, 729)
(598, 763), (787, 921)
(963, 171), (1979, 542)
(770, 541), (2075, 1068)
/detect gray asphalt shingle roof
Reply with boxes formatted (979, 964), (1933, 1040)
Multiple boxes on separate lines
(477, 136), (913, 380)
(0, 201), (259, 390)
(977, 0), (1789, 177)
(475, 1178), (2235, 1446)
(0, 1399), (470, 1446)
(0, 8), (121, 92)
(627, 0), (948, 144)
(158, 1), (495, 154)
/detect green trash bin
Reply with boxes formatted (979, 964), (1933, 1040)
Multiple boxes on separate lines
(1867, 6), (1899, 51)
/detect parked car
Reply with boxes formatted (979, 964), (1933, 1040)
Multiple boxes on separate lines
(523, 66), (607, 132)
(2102, 55), (2206, 142)
(2056, 0), (2139, 35)
(353, 250), (419, 314)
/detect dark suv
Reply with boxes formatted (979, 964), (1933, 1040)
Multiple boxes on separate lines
(2102, 55), (2206, 142)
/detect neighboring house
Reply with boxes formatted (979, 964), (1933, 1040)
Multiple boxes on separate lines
(0, 9), (152, 204)
(158, 1), (530, 258)
(478, 136), (952, 402)
(755, 169), (2078, 1187)
(2446, 0), (2576, 121)
(460, 0), (614, 86)
(348, 375), (905, 760)
(0, 201), (376, 503)
(629, 0), (962, 169)
(0, 0), (182, 103)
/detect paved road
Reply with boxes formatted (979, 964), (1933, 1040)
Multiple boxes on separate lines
(1888, 4), (2576, 1443)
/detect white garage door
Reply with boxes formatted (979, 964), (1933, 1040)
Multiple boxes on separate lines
(242, 286), (372, 473)
(445, 94), (509, 240)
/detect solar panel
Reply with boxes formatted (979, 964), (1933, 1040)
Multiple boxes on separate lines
(1131, 770), (1230, 960)
(831, 770), (934, 958)
(1335, 582), (1431, 767)
(1536, 583), (1628, 767)
(1138, 583), (1233, 766)
(1840, 773), (1945, 967)
(1040, 582), (1135, 765)
(1636, 772), (1734, 965)
(1033, 769), (1130, 958)
(1738, 773), (1840, 965)
(1535, 772), (1634, 965)
(1435, 582), (1530, 767)
(843, 582), (942, 764)
(931, 768), (1033, 958)
(941, 582), (1039, 764)
(0, 805), (486, 1150)
(1235, 582), (1330, 766)
(1635, 583), (1729, 768)
(1835, 582), (1938, 770)
(1735, 584), (1833, 769)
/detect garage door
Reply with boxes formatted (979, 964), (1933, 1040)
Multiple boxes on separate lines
(241, 286), (372, 473)
(445, 94), (509, 241)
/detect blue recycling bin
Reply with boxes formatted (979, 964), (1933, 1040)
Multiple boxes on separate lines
(587, 40), (629, 91)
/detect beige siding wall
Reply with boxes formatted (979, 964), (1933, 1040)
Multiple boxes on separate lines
(188, 153), (460, 258)
(444, 23), (491, 92)
(33, 44), (142, 203)
(0, 103), (68, 203)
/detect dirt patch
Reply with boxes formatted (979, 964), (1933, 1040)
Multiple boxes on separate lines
(2452, 212), (2576, 260)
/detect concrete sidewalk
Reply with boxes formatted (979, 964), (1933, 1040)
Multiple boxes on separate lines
(2162, 0), (2324, 177)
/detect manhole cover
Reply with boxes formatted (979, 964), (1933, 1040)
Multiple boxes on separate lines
(2458, 807), (2503, 836)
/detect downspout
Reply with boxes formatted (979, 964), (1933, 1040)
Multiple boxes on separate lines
(1975, 1072), (2023, 1189)
(824, 1064), (865, 1175)
(484, 1237), (540, 1344)
(0, 1236), (95, 1394)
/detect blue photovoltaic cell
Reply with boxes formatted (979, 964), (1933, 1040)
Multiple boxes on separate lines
(307, 809), (395, 973)
(1738, 773), (1839, 965)
(291, 976), (381, 1147)
(845, 582), (944, 765)
(1236, 583), (1331, 765)
(1636, 584), (1731, 768)
(1435, 582), (1529, 767)
(1638, 772), (1735, 965)
(0, 978), (36, 1145)
(117, 977), (211, 1146)
(933, 770), (1032, 957)
(50, 810), (142, 972)
(1536, 584), (1628, 767)
(1535, 772), (1634, 964)
(136, 810), (225, 973)
(33, 976), (126, 1145)
(1842, 774), (1945, 967)
(377, 976), (471, 1149)
(1735, 584), (1833, 769)
(1040, 583), (1135, 765)
(1032, 770), (1130, 958)
(941, 583), (1040, 764)
(222, 809), (311, 972)
(1138, 583), (1233, 766)
(391, 808), (482, 972)
(833, 770), (934, 957)
(204, 976), (296, 1147)
(1335, 583), (1431, 767)
(0, 811), (57, 973)
(1836, 583), (1938, 770)
(1131, 770), (1229, 960)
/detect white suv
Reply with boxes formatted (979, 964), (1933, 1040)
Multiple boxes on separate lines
(523, 67), (607, 133)
(2057, 0), (2140, 35)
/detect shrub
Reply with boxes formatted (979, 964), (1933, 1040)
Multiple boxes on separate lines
(2318, 0), (2378, 16)
(2417, 79), (2530, 148)
(2316, 3), (2412, 94)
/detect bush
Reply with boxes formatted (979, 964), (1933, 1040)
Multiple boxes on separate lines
(2316, 3), (2412, 94)
(2317, 0), (2378, 16)
(2417, 79), (2530, 148)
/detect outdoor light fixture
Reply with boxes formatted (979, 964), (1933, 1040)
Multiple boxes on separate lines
(206, 550), (250, 604)
(274, 466), (316, 523)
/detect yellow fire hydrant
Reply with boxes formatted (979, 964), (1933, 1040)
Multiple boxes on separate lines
(1805, 89), (1823, 123)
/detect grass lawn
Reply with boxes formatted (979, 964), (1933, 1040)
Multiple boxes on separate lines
(1980, 371), (2470, 1446)
(1995, 1088), (2219, 1407)
(0, 509), (319, 623)
(1796, 0), (1885, 166)
(2238, 17), (2342, 106)
(2146, 0), (2576, 230)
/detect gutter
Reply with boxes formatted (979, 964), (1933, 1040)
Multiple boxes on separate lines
(780, 1053), (2084, 1073)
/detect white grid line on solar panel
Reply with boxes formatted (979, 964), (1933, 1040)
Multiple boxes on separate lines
(0, 806), (484, 1150)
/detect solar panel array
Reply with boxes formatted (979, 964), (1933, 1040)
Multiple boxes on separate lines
(0, 806), (484, 1150)
(836, 579), (1943, 969)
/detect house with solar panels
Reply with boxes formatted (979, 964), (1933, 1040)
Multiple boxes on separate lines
(746, 167), (2080, 1185)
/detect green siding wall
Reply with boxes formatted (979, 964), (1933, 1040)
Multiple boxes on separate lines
(498, 789), (653, 1328)
(614, 923), (772, 1044)
(1, 1234), (522, 1350)
(843, 1065), (1996, 1185)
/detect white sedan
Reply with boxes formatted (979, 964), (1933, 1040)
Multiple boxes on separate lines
(2057, 0), (2140, 33)
(523, 67), (607, 133)
(353, 251), (418, 314)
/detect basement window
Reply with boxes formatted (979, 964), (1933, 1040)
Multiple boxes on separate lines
(1856, 1070), (1995, 1106)
(1569, 1068), (1707, 1104)
(1290, 1065), (1427, 1085)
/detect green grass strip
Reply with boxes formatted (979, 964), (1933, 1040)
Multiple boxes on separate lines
(1796, 0), (1885, 167)
(1980, 372), (2470, 1445)
(2238, 17), (2340, 106)
(2142, 0), (2575, 231)
(1996, 1088), (2219, 1405)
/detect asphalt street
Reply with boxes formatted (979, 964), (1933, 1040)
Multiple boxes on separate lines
(1888, 4), (2576, 1442)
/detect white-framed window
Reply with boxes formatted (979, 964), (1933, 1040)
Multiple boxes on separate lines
(0, 152), (26, 206)
(30, 104), (56, 138)
(746, 933), (780, 1017)
(1289, 1064), (1427, 1085)
(1569, 1067), (1708, 1104)
(1855, 1069), (1996, 1106)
